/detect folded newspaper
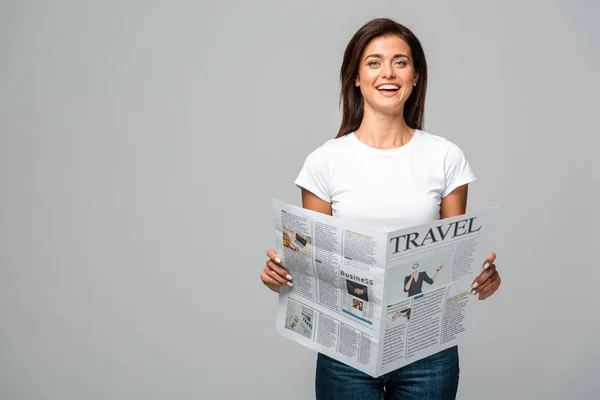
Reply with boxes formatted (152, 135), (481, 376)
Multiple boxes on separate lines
(273, 198), (497, 377)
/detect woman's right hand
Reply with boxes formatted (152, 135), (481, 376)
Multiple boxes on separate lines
(260, 249), (293, 293)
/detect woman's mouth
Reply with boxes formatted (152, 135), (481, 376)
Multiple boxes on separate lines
(376, 84), (400, 96)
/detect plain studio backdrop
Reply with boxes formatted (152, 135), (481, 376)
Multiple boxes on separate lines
(1, 1), (598, 399)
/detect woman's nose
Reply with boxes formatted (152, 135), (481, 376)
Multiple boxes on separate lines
(381, 62), (395, 79)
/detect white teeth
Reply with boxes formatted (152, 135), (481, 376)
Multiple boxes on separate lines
(377, 84), (399, 90)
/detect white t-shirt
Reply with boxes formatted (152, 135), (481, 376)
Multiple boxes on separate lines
(294, 130), (476, 231)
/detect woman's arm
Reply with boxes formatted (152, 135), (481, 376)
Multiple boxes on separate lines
(440, 184), (468, 219)
(301, 188), (332, 215)
(441, 184), (501, 300)
(430, 265), (444, 281)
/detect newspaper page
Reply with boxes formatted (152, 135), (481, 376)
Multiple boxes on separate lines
(377, 212), (496, 375)
(273, 199), (387, 376)
(273, 198), (496, 377)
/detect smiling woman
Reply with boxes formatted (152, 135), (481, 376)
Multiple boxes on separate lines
(259, 17), (501, 400)
(350, 36), (420, 129)
(337, 20), (428, 140)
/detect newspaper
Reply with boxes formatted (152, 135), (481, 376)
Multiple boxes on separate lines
(273, 198), (497, 377)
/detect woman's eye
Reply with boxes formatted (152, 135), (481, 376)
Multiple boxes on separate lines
(367, 61), (380, 66)
(395, 61), (406, 66)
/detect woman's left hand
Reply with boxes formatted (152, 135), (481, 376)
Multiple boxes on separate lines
(471, 252), (501, 300)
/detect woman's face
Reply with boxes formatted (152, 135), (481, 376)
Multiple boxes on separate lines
(355, 35), (418, 116)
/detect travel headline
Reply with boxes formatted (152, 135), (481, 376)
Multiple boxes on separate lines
(389, 217), (481, 254)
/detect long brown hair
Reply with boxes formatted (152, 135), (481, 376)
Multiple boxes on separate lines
(337, 18), (428, 138)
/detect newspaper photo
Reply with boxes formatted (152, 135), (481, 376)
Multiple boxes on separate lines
(273, 198), (497, 377)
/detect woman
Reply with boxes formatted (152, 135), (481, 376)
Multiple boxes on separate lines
(404, 262), (444, 297)
(260, 18), (501, 399)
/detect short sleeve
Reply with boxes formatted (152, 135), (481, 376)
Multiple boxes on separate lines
(294, 146), (332, 202)
(442, 140), (476, 198)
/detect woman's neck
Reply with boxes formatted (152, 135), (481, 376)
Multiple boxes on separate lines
(353, 108), (415, 150)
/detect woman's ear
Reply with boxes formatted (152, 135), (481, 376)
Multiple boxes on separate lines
(354, 76), (360, 87)
(413, 73), (419, 87)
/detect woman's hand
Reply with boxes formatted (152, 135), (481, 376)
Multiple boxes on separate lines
(392, 312), (407, 320)
(260, 249), (293, 293)
(471, 252), (501, 300)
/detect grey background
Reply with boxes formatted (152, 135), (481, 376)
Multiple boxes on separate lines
(1, 0), (598, 399)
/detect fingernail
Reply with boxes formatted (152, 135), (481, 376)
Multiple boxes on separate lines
(287, 282), (293, 287)
(275, 257), (281, 264)
(286, 274), (293, 281)
(483, 263), (489, 269)
(471, 289), (477, 296)
(472, 282), (479, 289)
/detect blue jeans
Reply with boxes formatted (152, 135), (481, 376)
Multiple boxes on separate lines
(315, 346), (459, 400)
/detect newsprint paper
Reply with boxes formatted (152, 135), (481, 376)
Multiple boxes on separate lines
(273, 198), (497, 377)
